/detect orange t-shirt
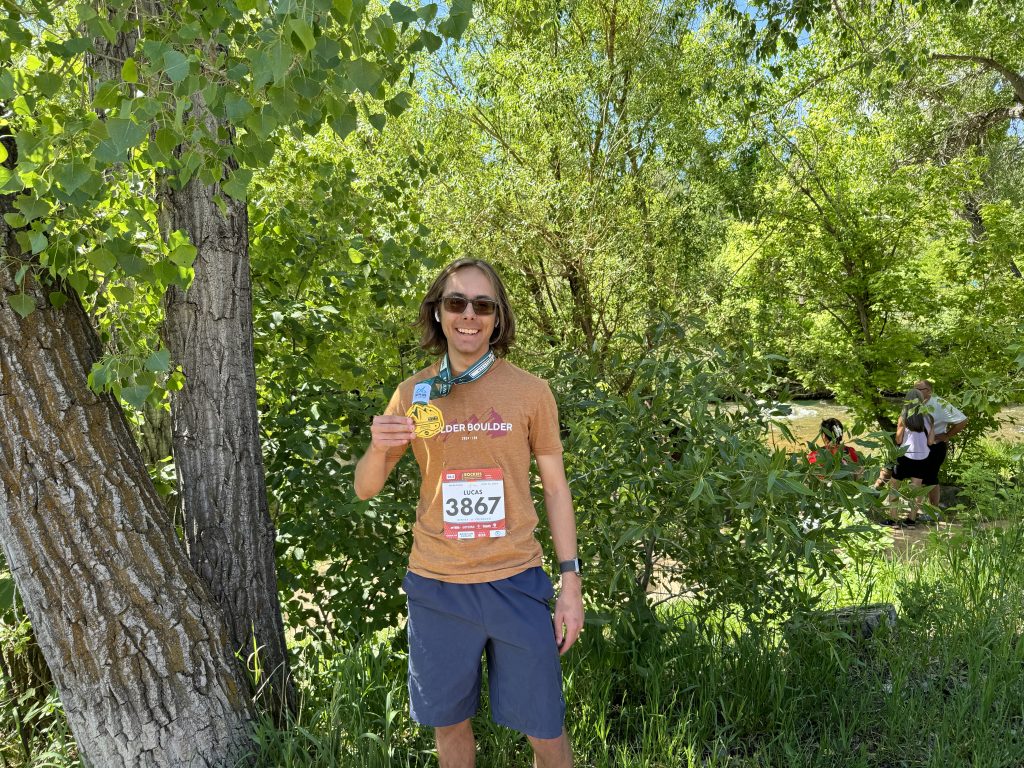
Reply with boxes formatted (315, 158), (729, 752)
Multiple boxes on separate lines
(384, 358), (563, 583)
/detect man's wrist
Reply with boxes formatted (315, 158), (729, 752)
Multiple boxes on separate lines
(559, 571), (582, 593)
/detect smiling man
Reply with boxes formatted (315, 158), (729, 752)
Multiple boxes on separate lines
(354, 258), (583, 768)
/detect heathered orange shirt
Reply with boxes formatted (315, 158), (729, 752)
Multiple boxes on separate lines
(384, 358), (563, 583)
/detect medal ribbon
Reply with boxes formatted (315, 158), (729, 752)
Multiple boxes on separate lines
(425, 349), (496, 400)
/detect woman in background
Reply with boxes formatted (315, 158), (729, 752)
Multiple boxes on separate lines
(887, 388), (934, 526)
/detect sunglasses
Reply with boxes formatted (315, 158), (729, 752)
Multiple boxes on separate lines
(440, 295), (498, 316)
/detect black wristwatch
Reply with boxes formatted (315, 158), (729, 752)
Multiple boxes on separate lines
(558, 558), (582, 576)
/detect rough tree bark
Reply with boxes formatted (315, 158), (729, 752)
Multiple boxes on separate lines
(84, 5), (293, 717)
(161, 92), (294, 717)
(0, 172), (255, 765)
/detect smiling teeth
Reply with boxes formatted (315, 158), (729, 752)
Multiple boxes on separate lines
(457, 329), (479, 335)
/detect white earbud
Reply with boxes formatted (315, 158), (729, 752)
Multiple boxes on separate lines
(434, 309), (440, 322)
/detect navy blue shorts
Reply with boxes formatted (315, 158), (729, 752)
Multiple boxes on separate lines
(402, 567), (566, 739)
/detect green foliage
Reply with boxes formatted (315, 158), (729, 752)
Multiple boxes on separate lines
(948, 438), (1024, 522)
(548, 317), (884, 628)
(246, 522), (1024, 767)
(0, 0), (472, 410)
(250, 126), (445, 647)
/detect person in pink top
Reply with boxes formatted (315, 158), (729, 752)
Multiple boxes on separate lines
(887, 388), (935, 526)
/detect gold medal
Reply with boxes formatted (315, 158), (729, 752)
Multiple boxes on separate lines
(406, 402), (445, 439)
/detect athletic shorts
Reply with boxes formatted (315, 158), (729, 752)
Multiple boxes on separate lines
(893, 455), (929, 482)
(402, 567), (565, 739)
(922, 440), (947, 485)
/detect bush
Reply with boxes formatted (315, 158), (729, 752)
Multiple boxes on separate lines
(948, 438), (1024, 521)
(546, 318), (885, 630)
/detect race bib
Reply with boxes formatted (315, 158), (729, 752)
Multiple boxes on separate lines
(442, 468), (506, 540)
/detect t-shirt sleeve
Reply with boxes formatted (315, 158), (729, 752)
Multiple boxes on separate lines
(382, 385), (410, 462)
(530, 382), (564, 456)
(846, 446), (860, 463)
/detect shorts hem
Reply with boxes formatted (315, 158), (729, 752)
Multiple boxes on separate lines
(410, 706), (479, 730)
(491, 715), (564, 741)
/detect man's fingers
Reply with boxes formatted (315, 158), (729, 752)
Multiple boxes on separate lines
(371, 415), (416, 446)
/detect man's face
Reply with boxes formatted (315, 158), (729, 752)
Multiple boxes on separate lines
(439, 266), (497, 364)
(915, 382), (933, 400)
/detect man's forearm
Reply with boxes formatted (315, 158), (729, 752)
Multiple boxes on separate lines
(354, 447), (391, 500)
(943, 420), (968, 441)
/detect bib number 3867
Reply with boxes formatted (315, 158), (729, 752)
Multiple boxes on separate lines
(442, 468), (506, 540)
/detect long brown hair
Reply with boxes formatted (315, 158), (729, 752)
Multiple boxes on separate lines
(416, 258), (517, 357)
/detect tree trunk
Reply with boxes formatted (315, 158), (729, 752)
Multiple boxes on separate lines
(0, 235), (255, 765)
(162, 109), (294, 717)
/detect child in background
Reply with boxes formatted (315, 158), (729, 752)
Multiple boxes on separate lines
(807, 418), (860, 469)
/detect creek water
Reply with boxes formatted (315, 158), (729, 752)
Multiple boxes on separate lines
(769, 400), (1024, 454)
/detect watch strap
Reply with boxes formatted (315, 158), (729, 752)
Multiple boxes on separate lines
(558, 558), (581, 575)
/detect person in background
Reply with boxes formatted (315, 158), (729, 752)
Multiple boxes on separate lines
(915, 380), (968, 508)
(887, 388), (934, 526)
(807, 417), (860, 470)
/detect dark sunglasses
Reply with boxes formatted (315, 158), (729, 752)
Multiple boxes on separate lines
(440, 295), (498, 316)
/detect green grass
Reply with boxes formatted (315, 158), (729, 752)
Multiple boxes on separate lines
(6, 523), (1024, 767)
(247, 523), (1024, 768)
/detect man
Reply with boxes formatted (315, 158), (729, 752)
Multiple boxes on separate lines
(914, 379), (968, 507)
(354, 258), (583, 768)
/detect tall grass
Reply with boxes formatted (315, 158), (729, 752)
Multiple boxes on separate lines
(6, 523), (1024, 766)
(254, 524), (1024, 768)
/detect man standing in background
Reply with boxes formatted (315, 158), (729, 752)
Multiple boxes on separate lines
(915, 380), (969, 508)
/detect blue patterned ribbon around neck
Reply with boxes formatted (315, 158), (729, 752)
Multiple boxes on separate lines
(426, 349), (496, 400)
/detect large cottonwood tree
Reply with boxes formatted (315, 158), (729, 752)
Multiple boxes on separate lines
(0, 0), (469, 760)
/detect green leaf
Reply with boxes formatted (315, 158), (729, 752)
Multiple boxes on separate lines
(34, 71), (63, 98)
(224, 92), (253, 121)
(328, 98), (357, 140)
(389, 1), (419, 24)
(110, 285), (134, 303)
(384, 92), (412, 117)
(88, 247), (117, 273)
(155, 127), (179, 156)
(48, 292), (68, 308)
(222, 168), (253, 201)
(345, 58), (383, 93)
(14, 196), (48, 223)
(418, 30), (442, 53)
(169, 243), (198, 267)
(163, 50), (190, 83)
(54, 158), (94, 194)
(95, 118), (146, 163)
(287, 18), (317, 52)
(417, 3), (438, 21)
(267, 39), (291, 84)
(144, 349), (171, 373)
(28, 231), (48, 254)
(0, 143), (6, 164)
(332, 0), (352, 21)
(348, 247), (365, 264)
(121, 57), (138, 83)
(8, 294), (36, 318)
(116, 251), (147, 276)
(368, 112), (387, 132)
(121, 384), (152, 409)
(438, 0), (472, 39)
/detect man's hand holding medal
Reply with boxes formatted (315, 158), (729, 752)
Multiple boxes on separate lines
(369, 414), (416, 453)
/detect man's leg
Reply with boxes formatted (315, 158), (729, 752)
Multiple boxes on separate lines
(436, 720), (475, 768)
(528, 729), (573, 768)
(927, 441), (947, 507)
